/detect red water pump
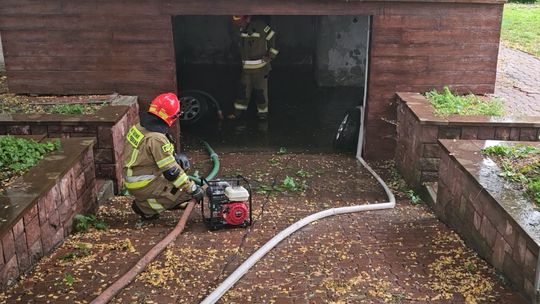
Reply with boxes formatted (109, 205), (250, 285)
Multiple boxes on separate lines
(201, 176), (252, 230)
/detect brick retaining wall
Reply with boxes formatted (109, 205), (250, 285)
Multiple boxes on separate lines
(395, 92), (540, 190)
(0, 95), (139, 192)
(0, 138), (97, 288)
(436, 139), (540, 302)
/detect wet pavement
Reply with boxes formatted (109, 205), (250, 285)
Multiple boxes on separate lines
(0, 151), (526, 303)
(179, 65), (363, 153)
(494, 45), (540, 116)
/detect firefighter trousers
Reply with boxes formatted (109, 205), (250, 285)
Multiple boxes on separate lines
(234, 68), (269, 115)
(129, 176), (191, 215)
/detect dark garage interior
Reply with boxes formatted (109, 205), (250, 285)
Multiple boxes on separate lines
(173, 15), (370, 152)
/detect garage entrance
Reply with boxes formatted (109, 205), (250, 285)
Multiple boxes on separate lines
(173, 15), (370, 152)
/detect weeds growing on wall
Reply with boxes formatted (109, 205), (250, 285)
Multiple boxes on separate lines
(0, 135), (61, 187)
(425, 87), (504, 117)
(482, 144), (540, 204)
(0, 95), (107, 114)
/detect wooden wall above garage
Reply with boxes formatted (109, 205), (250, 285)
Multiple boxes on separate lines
(0, 0), (504, 159)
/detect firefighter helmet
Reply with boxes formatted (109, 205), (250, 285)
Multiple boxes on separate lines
(232, 15), (246, 21)
(148, 93), (181, 126)
(232, 15), (250, 26)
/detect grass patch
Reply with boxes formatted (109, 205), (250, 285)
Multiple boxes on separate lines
(256, 175), (309, 195)
(425, 87), (504, 117)
(482, 144), (540, 205)
(73, 214), (108, 233)
(0, 135), (61, 187)
(501, 3), (540, 56)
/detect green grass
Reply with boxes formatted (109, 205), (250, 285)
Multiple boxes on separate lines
(501, 3), (540, 56)
(425, 87), (504, 116)
(482, 144), (540, 205)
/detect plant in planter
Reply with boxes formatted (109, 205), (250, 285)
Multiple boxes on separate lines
(0, 135), (61, 187)
(482, 144), (540, 204)
(0, 94), (107, 115)
(425, 86), (504, 116)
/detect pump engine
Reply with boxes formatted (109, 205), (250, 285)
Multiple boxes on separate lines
(202, 176), (252, 230)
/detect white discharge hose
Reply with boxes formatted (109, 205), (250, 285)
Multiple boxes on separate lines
(200, 157), (396, 304)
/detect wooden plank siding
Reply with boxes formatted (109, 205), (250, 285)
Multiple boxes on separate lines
(364, 4), (503, 159)
(0, 0), (176, 99)
(0, 0), (504, 159)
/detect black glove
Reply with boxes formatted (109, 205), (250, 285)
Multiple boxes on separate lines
(190, 185), (204, 202)
(174, 153), (190, 170)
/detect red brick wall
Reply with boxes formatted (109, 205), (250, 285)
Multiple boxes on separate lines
(0, 98), (139, 192)
(0, 0), (504, 158)
(437, 141), (539, 301)
(395, 94), (540, 190)
(0, 139), (97, 288)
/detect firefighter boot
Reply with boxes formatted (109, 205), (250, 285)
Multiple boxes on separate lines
(131, 201), (160, 220)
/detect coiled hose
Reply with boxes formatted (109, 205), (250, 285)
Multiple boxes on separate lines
(91, 140), (220, 304)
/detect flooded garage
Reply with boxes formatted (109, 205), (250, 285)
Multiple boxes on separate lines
(173, 15), (370, 152)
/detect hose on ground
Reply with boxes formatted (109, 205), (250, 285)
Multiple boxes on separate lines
(91, 140), (220, 304)
(91, 200), (197, 304)
(189, 140), (220, 185)
(200, 157), (396, 304)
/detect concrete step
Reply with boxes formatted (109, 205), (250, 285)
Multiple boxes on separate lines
(95, 178), (114, 205)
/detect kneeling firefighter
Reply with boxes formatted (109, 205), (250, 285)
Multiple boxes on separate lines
(122, 93), (204, 220)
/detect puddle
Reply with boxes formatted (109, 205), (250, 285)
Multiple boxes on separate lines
(179, 65), (363, 152)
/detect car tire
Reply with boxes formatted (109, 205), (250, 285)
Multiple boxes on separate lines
(178, 90), (210, 126)
(333, 107), (362, 152)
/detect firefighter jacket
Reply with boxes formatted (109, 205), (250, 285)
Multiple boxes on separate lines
(122, 123), (194, 193)
(239, 18), (279, 72)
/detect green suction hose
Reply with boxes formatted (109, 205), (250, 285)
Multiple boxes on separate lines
(189, 140), (219, 184)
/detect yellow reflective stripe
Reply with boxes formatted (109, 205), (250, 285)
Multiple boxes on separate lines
(242, 62), (267, 69)
(172, 173), (189, 188)
(162, 142), (174, 153)
(264, 26), (271, 33)
(258, 107), (268, 114)
(147, 199), (165, 212)
(266, 30), (275, 41)
(126, 126), (144, 148)
(125, 149), (139, 177)
(156, 155), (175, 169)
(124, 178), (153, 190)
(126, 149), (139, 167)
(234, 102), (248, 110)
(158, 109), (168, 121)
(269, 48), (279, 55)
(241, 32), (261, 38)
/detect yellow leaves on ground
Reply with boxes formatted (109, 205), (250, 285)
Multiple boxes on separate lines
(428, 231), (497, 304)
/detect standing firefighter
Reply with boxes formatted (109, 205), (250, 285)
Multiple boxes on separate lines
(123, 93), (204, 220)
(229, 15), (279, 120)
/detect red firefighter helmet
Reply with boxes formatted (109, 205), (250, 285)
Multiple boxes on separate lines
(148, 93), (181, 126)
(232, 15), (246, 21)
(232, 15), (250, 26)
